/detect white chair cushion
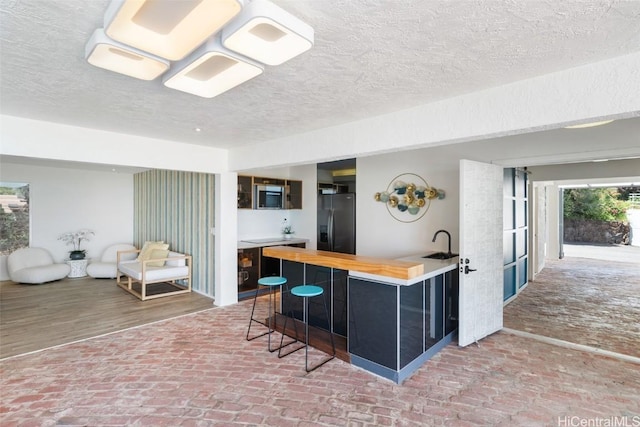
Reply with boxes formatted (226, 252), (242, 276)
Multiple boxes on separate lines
(118, 261), (189, 282)
(11, 264), (70, 284)
(86, 262), (118, 279)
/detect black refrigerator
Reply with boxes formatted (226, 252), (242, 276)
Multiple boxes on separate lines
(317, 193), (356, 254)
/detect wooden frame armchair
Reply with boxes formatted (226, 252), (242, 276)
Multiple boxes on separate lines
(116, 249), (192, 301)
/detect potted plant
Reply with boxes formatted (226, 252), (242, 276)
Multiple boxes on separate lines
(282, 225), (295, 240)
(58, 229), (94, 260)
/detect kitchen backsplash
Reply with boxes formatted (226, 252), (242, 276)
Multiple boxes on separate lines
(237, 208), (302, 241)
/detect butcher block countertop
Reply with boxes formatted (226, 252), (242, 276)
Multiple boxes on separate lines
(262, 246), (424, 280)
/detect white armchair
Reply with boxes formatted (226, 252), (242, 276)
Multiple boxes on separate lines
(7, 247), (70, 284)
(86, 243), (137, 278)
(116, 247), (192, 301)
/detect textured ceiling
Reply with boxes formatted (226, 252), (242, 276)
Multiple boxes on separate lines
(1, 0), (640, 150)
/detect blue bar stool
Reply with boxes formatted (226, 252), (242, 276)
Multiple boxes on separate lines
(278, 284), (336, 372)
(246, 276), (293, 352)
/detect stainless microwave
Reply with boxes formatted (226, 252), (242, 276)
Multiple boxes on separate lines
(254, 184), (286, 209)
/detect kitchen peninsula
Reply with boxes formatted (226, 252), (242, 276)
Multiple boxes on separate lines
(262, 246), (459, 383)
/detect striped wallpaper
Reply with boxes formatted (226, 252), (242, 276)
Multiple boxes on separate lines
(133, 170), (215, 297)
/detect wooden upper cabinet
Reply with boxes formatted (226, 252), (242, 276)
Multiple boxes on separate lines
(239, 175), (302, 209)
(286, 180), (302, 209)
(237, 175), (253, 209)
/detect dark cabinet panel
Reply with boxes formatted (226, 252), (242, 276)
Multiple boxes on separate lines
(281, 260), (305, 319)
(349, 269), (459, 383)
(425, 276), (444, 348)
(444, 271), (459, 336)
(286, 180), (303, 209)
(238, 176), (253, 209)
(349, 278), (397, 370)
(400, 282), (424, 368)
(302, 265), (348, 336)
(305, 264), (332, 331)
(279, 261), (347, 337)
(237, 247), (259, 296)
(332, 269), (348, 336)
(261, 254), (281, 278)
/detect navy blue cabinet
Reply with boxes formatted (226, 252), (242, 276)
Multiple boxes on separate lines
(349, 269), (458, 383)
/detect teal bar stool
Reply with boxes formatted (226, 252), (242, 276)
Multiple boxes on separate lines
(246, 276), (293, 352)
(278, 284), (335, 372)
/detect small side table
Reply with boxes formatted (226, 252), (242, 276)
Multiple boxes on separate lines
(66, 259), (89, 278)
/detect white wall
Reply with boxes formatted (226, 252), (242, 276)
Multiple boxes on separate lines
(290, 164), (318, 249)
(528, 159), (640, 182)
(237, 209), (299, 241)
(356, 149), (460, 258)
(229, 52), (640, 172)
(0, 163), (134, 280)
(1, 115), (228, 174)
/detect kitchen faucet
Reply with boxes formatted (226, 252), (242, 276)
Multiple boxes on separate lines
(432, 229), (452, 256)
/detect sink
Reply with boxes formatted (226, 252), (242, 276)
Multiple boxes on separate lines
(423, 252), (458, 260)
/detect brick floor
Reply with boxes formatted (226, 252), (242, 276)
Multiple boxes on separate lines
(504, 256), (640, 358)
(1, 298), (639, 426)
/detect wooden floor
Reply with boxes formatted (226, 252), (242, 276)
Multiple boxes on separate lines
(0, 277), (215, 359)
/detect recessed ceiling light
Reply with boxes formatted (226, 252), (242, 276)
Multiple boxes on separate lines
(194, 127), (201, 132)
(564, 120), (614, 129)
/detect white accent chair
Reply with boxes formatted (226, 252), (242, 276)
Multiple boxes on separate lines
(7, 247), (70, 284)
(86, 244), (137, 278)
(116, 248), (192, 301)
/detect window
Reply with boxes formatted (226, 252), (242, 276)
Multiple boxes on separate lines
(0, 182), (30, 255)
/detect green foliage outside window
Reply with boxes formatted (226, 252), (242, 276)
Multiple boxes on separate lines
(0, 184), (30, 256)
(563, 188), (630, 222)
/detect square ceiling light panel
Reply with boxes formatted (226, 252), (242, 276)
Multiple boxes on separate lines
(163, 37), (264, 98)
(104, 0), (244, 61)
(85, 29), (169, 80)
(222, 0), (313, 66)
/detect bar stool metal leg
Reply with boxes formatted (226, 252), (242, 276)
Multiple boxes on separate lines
(279, 284), (335, 372)
(278, 300), (304, 359)
(303, 290), (336, 372)
(246, 276), (293, 352)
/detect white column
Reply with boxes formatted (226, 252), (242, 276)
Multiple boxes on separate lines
(214, 172), (238, 306)
(546, 184), (561, 260)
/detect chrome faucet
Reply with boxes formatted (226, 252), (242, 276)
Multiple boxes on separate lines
(432, 229), (452, 255)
